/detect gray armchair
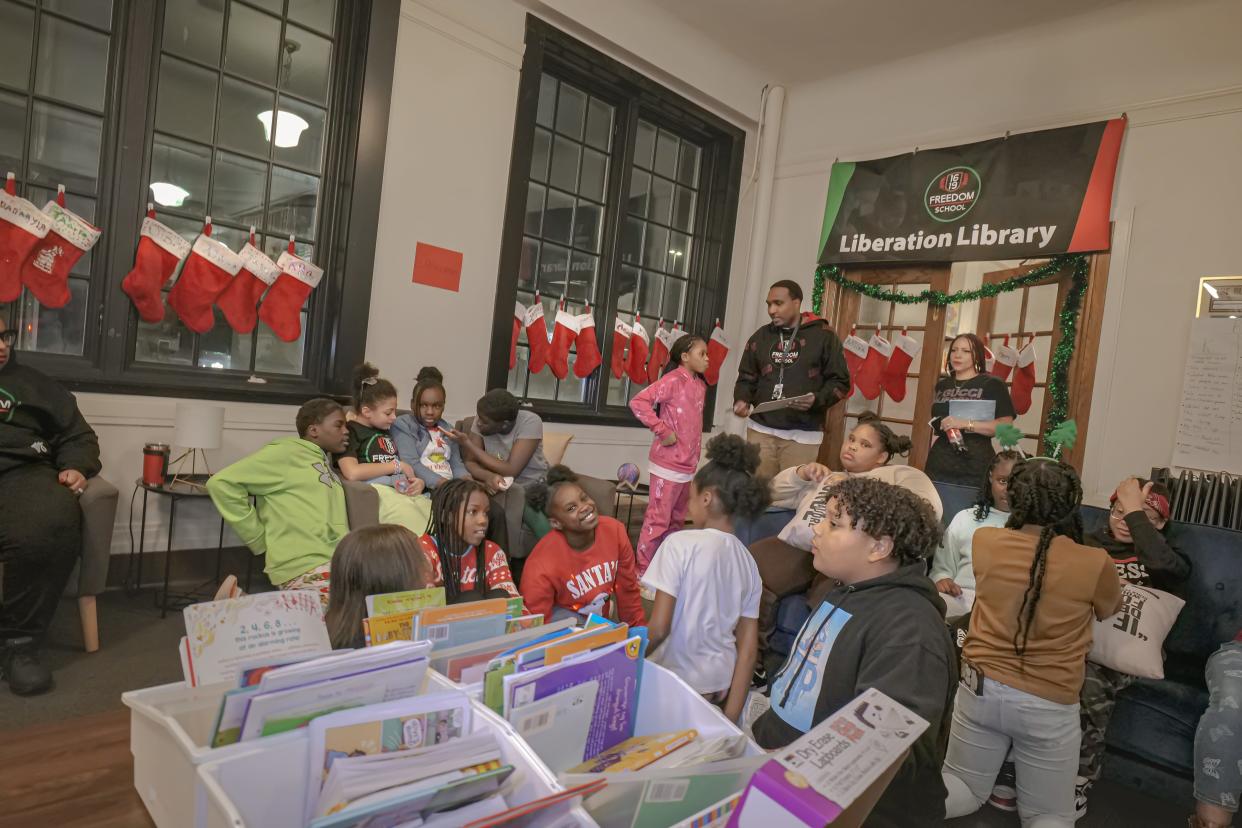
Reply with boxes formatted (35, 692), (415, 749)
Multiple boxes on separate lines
(74, 475), (118, 653)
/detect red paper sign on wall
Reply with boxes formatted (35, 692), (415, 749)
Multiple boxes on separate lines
(412, 242), (463, 292)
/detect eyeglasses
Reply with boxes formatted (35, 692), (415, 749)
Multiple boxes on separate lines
(0, 330), (16, 346)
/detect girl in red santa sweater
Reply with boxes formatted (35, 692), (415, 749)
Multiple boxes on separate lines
(519, 466), (646, 626)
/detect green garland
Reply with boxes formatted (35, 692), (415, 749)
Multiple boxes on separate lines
(812, 253), (1090, 448)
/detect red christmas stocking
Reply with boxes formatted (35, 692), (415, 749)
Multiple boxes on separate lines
(883, 329), (921, 403)
(627, 314), (650, 385)
(990, 334), (1018, 381)
(705, 321), (729, 386)
(523, 295), (550, 374)
(168, 219), (242, 333)
(983, 336), (996, 374)
(548, 303), (579, 380)
(647, 320), (670, 383)
(122, 207), (191, 323)
(573, 306), (602, 378)
(0, 173), (51, 303)
(216, 231), (280, 333)
(611, 317), (632, 379)
(258, 243), (324, 342)
(510, 301), (524, 370)
(1011, 340), (1037, 414)
(20, 187), (101, 309)
(841, 326), (870, 398)
(855, 331), (892, 400)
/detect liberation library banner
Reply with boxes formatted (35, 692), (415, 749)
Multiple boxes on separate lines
(817, 119), (1125, 265)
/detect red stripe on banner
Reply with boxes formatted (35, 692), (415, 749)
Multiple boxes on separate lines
(1068, 117), (1126, 251)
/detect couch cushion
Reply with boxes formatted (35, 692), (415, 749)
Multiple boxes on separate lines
(1106, 678), (1206, 776)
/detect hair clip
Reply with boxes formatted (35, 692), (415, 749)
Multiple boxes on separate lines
(360, 377), (378, 386)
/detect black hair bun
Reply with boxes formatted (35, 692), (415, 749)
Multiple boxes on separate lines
(352, 361), (379, 385)
(704, 433), (759, 475)
(416, 366), (443, 383)
(545, 464), (579, 486)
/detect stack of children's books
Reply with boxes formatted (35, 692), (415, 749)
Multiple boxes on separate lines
(363, 588), (544, 651)
(301, 689), (604, 827)
(209, 640), (433, 746)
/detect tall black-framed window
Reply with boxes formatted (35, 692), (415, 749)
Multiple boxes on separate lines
(0, 0), (399, 403)
(488, 17), (745, 427)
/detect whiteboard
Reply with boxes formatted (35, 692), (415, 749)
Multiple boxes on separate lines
(1172, 317), (1242, 473)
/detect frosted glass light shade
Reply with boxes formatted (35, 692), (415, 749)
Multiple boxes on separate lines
(174, 403), (224, 450)
(257, 110), (310, 148)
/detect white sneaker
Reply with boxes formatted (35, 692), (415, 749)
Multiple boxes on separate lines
(1074, 776), (1091, 821)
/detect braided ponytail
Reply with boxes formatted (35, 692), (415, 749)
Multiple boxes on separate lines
(1004, 457), (1084, 657)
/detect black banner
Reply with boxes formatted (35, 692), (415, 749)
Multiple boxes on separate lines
(817, 119), (1125, 265)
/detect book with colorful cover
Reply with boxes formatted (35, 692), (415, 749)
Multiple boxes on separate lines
(543, 624), (629, 666)
(418, 614), (508, 652)
(308, 764), (514, 828)
(181, 590), (330, 687)
(365, 586), (446, 617)
(508, 681), (600, 774)
(726, 688), (927, 828)
(505, 614), (543, 634)
(304, 691), (473, 821)
(363, 610), (417, 647)
(566, 729), (698, 773)
(503, 637), (643, 764)
(418, 598), (509, 627)
(460, 779), (607, 828)
(429, 618), (575, 682)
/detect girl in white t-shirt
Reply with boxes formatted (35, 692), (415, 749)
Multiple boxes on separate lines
(642, 434), (771, 722)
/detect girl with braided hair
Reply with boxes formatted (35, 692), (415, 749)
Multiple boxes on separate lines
(416, 478), (518, 604)
(942, 457), (1123, 826)
(929, 449), (1022, 618)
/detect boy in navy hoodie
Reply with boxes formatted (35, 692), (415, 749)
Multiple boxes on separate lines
(752, 476), (956, 827)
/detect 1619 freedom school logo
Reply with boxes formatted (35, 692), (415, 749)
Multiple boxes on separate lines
(924, 166), (981, 222)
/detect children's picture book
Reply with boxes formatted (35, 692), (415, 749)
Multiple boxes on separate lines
(542, 624), (629, 667)
(304, 691), (473, 821)
(238, 655), (430, 741)
(672, 793), (742, 828)
(647, 734), (750, 769)
(428, 618), (575, 683)
(363, 610), (417, 647)
(508, 681), (599, 774)
(418, 598), (509, 627)
(503, 637), (643, 764)
(181, 590), (330, 687)
(726, 688), (927, 827)
(564, 756), (766, 828)
(417, 614), (508, 652)
(365, 586), (446, 617)
(308, 763), (514, 828)
(505, 614), (544, 634)
(460, 779), (608, 828)
(565, 729), (697, 774)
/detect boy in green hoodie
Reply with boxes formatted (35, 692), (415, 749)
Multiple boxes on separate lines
(207, 399), (350, 598)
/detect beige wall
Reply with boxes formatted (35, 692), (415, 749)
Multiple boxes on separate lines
(763, 0), (1242, 504)
(86, 0), (764, 558)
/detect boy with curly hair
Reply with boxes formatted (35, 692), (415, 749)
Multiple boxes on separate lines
(751, 476), (957, 828)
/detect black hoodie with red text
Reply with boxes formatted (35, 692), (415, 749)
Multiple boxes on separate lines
(733, 313), (850, 432)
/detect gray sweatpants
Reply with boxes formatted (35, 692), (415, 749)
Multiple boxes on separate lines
(1195, 641), (1242, 813)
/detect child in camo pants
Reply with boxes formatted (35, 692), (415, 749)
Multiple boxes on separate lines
(1191, 635), (1242, 828)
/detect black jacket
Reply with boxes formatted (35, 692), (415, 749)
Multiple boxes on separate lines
(733, 315), (850, 432)
(0, 354), (100, 477)
(1085, 513), (1190, 596)
(753, 564), (957, 827)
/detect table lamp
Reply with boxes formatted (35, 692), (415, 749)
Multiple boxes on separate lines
(170, 402), (224, 488)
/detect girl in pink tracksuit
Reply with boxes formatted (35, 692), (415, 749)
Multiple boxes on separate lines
(629, 334), (709, 575)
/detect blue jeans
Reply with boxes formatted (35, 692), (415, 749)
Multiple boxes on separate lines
(943, 678), (1080, 828)
(1196, 641), (1242, 813)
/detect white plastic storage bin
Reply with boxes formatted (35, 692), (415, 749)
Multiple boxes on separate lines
(195, 673), (598, 828)
(633, 662), (763, 749)
(123, 680), (305, 828)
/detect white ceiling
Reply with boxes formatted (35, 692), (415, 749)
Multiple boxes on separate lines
(644, 0), (1143, 84)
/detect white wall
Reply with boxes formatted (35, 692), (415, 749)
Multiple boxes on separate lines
(764, 0), (1242, 504)
(87, 0), (765, 559)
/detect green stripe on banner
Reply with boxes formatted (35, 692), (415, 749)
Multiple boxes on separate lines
(817, 162), (855, 259)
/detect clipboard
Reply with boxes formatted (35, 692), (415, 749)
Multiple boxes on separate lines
(751, 393), (815, 414)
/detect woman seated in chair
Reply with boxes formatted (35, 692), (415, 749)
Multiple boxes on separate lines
(0, 320), (101, 696)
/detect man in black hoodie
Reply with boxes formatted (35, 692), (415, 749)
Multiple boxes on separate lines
(733, 280), (850, 478)
(752, 476), (956, 827)
(0, 319), (101, 695)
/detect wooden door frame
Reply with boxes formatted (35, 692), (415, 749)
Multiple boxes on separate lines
(817, 249), (1110, 474)
(819, 265), (952, 470)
